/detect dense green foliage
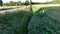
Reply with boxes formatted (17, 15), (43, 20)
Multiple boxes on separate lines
(4, 1), (22, 6)
(24, 0), (29, 5)
(4, 0), (60, 6)
(44, 7), (60, 23)
(28, 7), (60, 34)
(0, 10), (32, 34)
(4, 1), (29, 6)
(2, 0), (60, 6)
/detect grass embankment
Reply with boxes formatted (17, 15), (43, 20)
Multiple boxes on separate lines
(0, 10), (32, 34)
(28, 6), (60, 34)
(32, 6), (40, 12)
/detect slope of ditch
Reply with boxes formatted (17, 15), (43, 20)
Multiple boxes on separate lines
(28, 7), (60, 34)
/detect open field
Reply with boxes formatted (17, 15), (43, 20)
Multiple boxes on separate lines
(32, 4), (60, 12)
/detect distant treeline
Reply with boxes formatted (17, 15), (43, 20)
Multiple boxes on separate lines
(32, 0), (60, 4)
(0, 0), (60, 6)
(3, 1), (52, 6)
(4, 1), (30, 6)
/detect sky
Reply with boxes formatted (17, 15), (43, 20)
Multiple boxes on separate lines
(2, 0), (54, 3)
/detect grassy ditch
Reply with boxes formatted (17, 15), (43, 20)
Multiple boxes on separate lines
(28, 7), (60, 34)
(0, 10), (33, 34)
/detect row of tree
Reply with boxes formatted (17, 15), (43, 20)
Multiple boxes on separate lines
(1, 0), (60, 6)
(4, 1), (23, 6)
(0, 0), (30, 6)
(0, 0), (32, 12)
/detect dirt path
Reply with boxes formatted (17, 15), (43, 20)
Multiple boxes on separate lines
(0, 4), (60, 15)
(0, 6), (29, 14)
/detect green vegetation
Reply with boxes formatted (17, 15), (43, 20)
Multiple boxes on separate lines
(24, 0), (29, 5)
(51, 0), (60, 4)
(44, 7), (60, 22)
(32, 6), (41, 13)
(31, 0), (60, 4)
(28, 7), (60, 34)
(0, 8), (14, 11)
(0, 10), (33, 34)
(4, 1), (22, 6)
(4, 1), (30, 6)
(0, 2), (60, 34)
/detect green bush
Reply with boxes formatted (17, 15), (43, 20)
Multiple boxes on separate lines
(0, 10), (33, 34)
(24, 0), (29, 5)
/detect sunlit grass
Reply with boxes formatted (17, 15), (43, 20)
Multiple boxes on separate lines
(32, 4), (60, 13)
(32, 6), (40, 13)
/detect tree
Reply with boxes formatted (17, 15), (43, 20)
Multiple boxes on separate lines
(25, 0), (29, 5)
(29, 0), (33, 12)
(0, 0), (3, 6)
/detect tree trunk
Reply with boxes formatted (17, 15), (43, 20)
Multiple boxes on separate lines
(29, 0), (33, 12)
